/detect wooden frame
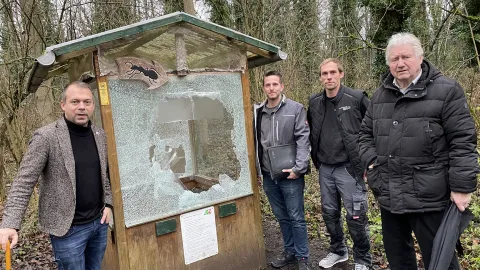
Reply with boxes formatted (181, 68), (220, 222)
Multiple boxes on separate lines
(97, 63), (267, 269)
(94, 51), (130, 270)
(79, 15), (279, 269)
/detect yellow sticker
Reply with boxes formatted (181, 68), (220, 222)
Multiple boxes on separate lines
(98, 81), (110, 105)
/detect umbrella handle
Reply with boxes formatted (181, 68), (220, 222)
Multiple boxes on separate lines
(5, 239), (11, 270)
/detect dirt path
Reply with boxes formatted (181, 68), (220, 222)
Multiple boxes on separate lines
(263, 217), (351, 270)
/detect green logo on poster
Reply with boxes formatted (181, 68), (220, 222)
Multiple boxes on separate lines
(204, 209), (212, 215)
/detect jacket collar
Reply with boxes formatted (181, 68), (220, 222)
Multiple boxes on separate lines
(56, 117), (76, 189)
(381, 60), (442, 97)
(321, 84), (344, 105)
(55, 116), (104, 193)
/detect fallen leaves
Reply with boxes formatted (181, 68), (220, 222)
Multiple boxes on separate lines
(1, 233), (56, 269)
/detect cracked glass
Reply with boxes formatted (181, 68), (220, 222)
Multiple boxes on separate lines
(108, 73), (253, 227)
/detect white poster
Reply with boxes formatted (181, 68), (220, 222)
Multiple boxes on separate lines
(180, 206), (218, 264)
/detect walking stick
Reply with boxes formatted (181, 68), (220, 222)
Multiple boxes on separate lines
(5, 240), (11, 270)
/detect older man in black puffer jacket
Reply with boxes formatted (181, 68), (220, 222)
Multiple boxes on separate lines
(359, 32), (478, 270)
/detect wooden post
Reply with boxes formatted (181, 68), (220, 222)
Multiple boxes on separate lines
(241, 69), (267, 268)
(93, 51), (130, 270)
(188, 120), (197, 175)
(175, 33), (188, 76)
(175, 0), (194, 76)
(183, 0), (195, 15)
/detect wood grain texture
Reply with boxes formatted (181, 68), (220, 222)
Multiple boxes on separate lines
(102, 228), (119, 270)
(127, 222), (162, 269)
(175, 33), (188, 76)
(123, 196), (264, 270)
(94, 52), (130, 270)
(241, 69), (267, 268)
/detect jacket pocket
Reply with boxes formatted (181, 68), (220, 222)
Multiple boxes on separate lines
(413, 164), (448, 202)
(352, 191), (367, 217)
(423, 121), (433, 154)
(277, 115), (295, 144)
(51, 225), (76, 238)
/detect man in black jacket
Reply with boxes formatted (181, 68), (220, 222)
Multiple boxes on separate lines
(359, 33), (478, 270)
(307, 58), (371, 270)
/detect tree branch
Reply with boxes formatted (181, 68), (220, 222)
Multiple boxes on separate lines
(429, 10), (452, 52)
(464, 6), (480, 71)
(12, 0), (47, 48)
(329, 35), (385, 52)
(442, 7), (480, 22)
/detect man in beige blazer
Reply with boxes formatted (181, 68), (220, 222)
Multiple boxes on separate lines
(0, 81), (113, 270)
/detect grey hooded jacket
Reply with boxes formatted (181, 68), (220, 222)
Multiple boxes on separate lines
(254, 95), (310, 177)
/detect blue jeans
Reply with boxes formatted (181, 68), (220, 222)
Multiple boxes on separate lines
(50, 218), (108, 270)
(262, 172), (309, 259)
(319, 163), (371, 266)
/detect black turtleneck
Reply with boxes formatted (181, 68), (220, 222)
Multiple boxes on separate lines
(65, 117), (103, 225)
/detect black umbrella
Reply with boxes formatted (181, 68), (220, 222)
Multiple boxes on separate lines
(428, 202), (474, 270)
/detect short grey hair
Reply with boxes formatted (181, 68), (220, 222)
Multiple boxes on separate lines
(61, 81), (92, 102)
(385, 33), (424, 64)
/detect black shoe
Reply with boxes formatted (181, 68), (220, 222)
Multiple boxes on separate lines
(271, 252), (296, 268)
(298, 258), (311, 270)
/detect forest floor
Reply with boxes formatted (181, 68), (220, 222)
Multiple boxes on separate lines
(263, 217), (351, 270)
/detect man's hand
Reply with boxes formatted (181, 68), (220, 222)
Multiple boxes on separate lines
(0, 228), (18, 251)
(282, 169), (299, 179)
(451, 192), (472, 212)
(101, 207), (112, 224)
(363, 162), (375, 183)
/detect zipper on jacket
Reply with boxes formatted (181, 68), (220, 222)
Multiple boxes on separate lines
(336, 104), (357, 179)
(267, 97), (285, 184)
(254, 106), (263, 180)
(271, 112), (277, 183)
(276, 120), (279, 142)
(272, 113), (276, 146)
(424, 121), (433, 152)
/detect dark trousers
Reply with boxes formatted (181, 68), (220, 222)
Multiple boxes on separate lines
(319, 163), (371, 266)
(380, 208), (460, 270)
(262, 172), (309, 259)
(50, 217), (108, 270)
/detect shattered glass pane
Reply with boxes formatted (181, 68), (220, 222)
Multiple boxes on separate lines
(108, 73), (253, 227)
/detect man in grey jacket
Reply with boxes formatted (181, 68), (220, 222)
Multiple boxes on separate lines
(254, 71), (311, 270)
(0, 81), (112, 270)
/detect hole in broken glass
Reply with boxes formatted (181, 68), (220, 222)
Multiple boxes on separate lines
(108, 75), (252, 226)
(152, 96), (241, 194)
(150, 145), (186, 173)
